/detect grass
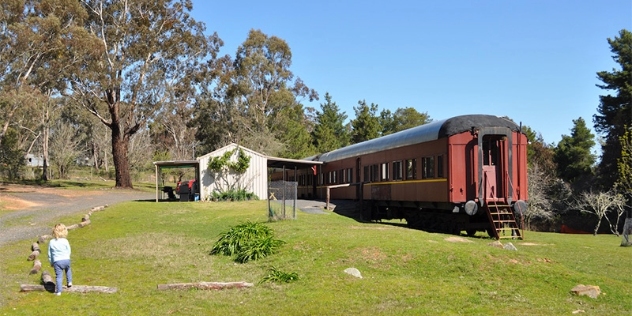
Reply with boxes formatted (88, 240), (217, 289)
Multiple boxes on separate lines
(0, 199), (630, 315)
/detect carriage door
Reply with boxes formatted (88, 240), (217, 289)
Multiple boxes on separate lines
(481, 135), (506, 202)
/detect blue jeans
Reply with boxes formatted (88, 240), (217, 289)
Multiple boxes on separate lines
(53, 259), (72, 293)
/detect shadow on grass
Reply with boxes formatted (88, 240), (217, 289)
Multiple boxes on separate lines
(331, 200), (494, 239)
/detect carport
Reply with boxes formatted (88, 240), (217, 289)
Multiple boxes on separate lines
(267, 156), (323, 187)
(266, 157), (322, 218)
(153, 160), (200, 202)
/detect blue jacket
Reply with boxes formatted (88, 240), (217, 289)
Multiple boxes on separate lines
(48, 238), (71, 264)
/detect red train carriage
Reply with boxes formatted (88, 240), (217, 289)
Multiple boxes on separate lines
(280, 114), (528, 239)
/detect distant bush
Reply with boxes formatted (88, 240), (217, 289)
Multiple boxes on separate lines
(210, 221), (284, 263)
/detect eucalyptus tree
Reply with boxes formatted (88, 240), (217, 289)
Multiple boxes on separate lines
(49, 117), (82, 179)
(0, 0), (86, 179)
(66, 0), (220, 188)
(350, 100), (380, 144)
(312, 93), (349, 153)
(228, 29), (318, 155)
(594, 29), (632, 188)
(193, 29), (318, 156)
(192, 54), (240, 154)
(380, 107), (431, 136)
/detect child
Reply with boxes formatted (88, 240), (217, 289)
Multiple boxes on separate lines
(48, 223), (72, 295)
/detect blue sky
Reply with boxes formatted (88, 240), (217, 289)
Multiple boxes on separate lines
(190, 0), (631, 146)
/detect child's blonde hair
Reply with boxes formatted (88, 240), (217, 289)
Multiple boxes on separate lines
(52, 223), (68, 239)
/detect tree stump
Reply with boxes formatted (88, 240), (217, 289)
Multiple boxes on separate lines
(156, 281), (254, 291)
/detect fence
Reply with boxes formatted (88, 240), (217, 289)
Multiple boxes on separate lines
(268, 181), (297, 220)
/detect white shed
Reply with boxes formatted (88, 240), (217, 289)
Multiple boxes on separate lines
(197, 143), (268, 201)
(154, 143), (322, 202)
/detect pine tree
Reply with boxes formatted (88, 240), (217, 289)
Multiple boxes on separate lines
(350, 100), (380, 144)
(312, 93), (349, 153)
(594, 29), (632, 187)
(554, 117), (596, 184)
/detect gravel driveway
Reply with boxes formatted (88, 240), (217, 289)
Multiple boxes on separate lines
(0, 185), (154, 247)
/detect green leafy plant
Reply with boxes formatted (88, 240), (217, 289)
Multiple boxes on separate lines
(260, 266), (299, 284)
(211, 189), (258, 201)
(207, 148), (250, 173)
(210, 221), (284, 263)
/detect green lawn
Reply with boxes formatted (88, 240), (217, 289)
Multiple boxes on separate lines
(0, 200), (629, 315)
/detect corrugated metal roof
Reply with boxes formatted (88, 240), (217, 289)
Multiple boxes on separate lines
(317, 119), (446, 162)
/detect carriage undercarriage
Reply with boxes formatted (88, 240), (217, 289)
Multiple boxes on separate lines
(359, 200), (521, 239)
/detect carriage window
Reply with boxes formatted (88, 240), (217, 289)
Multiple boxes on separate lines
(393, 161), (403, 180)
(371, 165), (379, 182)
(483, 137), (499, 166)
(364, 166), (369, 182)
(422, 156), (434, 179)
(437, 155), (444, 178)
(405, 159), (416, 180)
(380, 163), (389, 181)
(332, 170), (337, 184)
(346, 168), (353, 183)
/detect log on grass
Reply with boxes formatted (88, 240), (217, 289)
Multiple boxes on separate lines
(27, 242), (41, 261)
(156, 281), (254, 291)
(90, 205), (107, 213)
(82, 214), (90, 222)
(41, 271), (56, 292)
(66, 223), (79, 230)
(38, 235), (52, 243)
(19, 284), (117, 294)
(27, 249), (40, 261)
(79, 219), (91, 228)
(42, 271), (54, 284)
(29, 259), (42, 275)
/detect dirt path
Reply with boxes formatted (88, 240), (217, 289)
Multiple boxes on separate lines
(0, 184), (154, 247)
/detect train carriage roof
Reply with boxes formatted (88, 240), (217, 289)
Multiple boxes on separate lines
(316, 114), (521, 163)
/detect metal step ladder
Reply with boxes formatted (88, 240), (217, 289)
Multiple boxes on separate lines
(485, 202), (522, 240)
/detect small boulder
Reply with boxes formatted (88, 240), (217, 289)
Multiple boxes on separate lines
(344, 268), (362, 279)
(571, 284), (601, 299)
(503, 242), (518, 251)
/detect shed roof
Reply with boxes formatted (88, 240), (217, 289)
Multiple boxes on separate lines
(266, 156), (322, 169)
(153, 160), (199, 168)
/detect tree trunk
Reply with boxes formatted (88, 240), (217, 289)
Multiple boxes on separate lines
(41, 105), (49, 181)
(111, 125), (133, 188)
(593, 217), (603, 236)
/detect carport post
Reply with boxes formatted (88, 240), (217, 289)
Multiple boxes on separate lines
(293, 166), (297, 219)
(282, 166), (286, 218)
(155, 165), (159, 202)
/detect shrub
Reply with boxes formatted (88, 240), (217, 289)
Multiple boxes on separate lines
(260, 267), (299, 284)
(211, 189), (259, 201)
(210, 221), (284, 263)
